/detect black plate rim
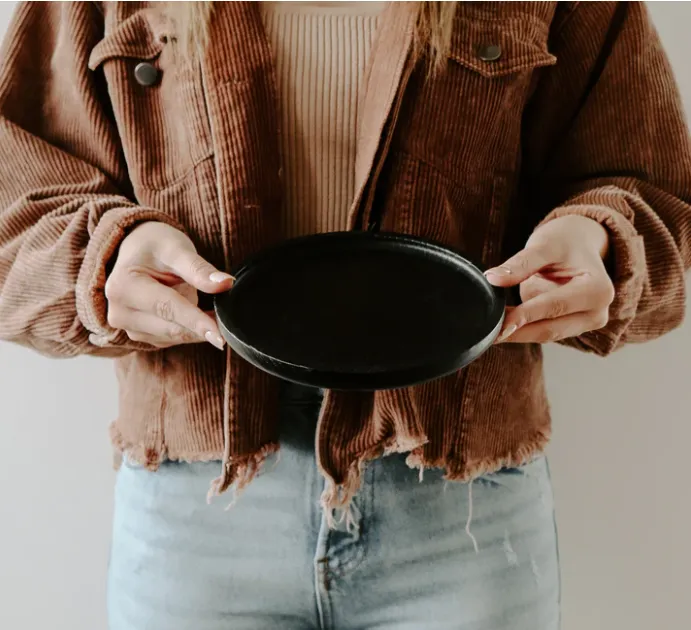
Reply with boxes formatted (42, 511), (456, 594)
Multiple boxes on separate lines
(214, 231), (505, 391)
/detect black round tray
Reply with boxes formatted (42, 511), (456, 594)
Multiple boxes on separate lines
(214, 231), (504, 391)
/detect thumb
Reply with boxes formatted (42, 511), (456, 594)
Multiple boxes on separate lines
(484, 245), (552, 288)
(161, 248), (234, 294)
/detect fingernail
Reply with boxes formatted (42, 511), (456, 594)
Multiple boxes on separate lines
(209, 272), (234, 284)
(497, 324), (518, 343)
(205, 331), (225, 350)
(485, 266), (512, 277)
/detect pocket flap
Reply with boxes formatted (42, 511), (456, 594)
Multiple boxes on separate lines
(88, 12), (167, 70)
(449, 18), (557, 78)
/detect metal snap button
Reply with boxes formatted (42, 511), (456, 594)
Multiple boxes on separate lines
(134, 62), (160, 87)
(477, 43), (502, 62)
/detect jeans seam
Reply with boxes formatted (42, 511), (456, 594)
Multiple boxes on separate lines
(315, 500), (333, 629)
(333, 463), (374, 577)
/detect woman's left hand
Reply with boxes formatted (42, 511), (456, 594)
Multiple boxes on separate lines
(485, 215), (616, 344)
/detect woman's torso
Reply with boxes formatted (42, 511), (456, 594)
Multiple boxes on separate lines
(94, 1), (555, 486)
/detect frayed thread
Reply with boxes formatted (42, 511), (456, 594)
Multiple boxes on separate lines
(206, 443), (279, 510)
(270, 449), (282, 471)
(344, 497), (362, 534)
(384, 435), (428, 457)
(320, 434), (428, 528)
(405, 445), (427, 482)
(320, 457), (366, 529)
(442, 430), (551, 484)
(465, 479), (479, 554)
(530, 557), (542, 585)
(503, 529), (518, 566)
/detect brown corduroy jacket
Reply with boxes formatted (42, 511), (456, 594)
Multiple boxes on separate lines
(1, 1), (690, 508)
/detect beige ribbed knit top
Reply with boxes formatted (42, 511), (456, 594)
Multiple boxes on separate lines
(261, 2), (386, 237)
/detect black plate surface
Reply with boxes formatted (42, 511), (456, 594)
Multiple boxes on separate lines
(214, 232), (504, 390)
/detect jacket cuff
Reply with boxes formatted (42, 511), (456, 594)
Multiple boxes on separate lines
(539, 204), (646, 355)
(75, 206), (185, 349)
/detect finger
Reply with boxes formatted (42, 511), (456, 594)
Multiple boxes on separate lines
(122, 311), (225, 350)
(110, 275), (224, 347)
(484, 246), (553, 288)
(111, 307), (198, 345)
(109, 306), (202, 345)
(498, 309), (610, 344)
(124, 320), (201, 348)
(519, 275), (556, 303)
(159, 247), (234, 294)
(493, 306), (516, 344)
(502, 274), (612, 332)
(172, 281), (199, 305)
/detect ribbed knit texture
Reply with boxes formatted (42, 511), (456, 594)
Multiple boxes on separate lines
(261, 2), (384, 237)
(0, 2), (689, 505)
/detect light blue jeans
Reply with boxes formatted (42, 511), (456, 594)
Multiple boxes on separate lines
(108, 384), (560, 629)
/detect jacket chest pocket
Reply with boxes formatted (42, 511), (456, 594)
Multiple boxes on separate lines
(394, 16), (557, 187)
(88, 12), (213, 193)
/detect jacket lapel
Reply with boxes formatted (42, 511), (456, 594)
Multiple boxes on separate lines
(348, 1), (417, 229)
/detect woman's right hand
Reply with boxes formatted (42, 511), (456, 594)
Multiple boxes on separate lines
(105, 221), (233, 350)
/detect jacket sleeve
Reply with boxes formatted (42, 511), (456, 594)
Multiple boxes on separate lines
(0, 1), (182, 358)
(521, 1), (691, 356)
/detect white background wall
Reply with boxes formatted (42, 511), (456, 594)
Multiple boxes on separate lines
(0, 2), (689, 629)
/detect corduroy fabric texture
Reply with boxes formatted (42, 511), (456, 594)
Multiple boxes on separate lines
(0, 2), (689, 510)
